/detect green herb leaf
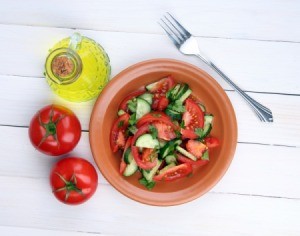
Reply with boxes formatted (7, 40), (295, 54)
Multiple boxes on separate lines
(201, 150), (209, 161)
(166, 90), (172, 99)
(128, 126), (138, 135)
(175, 130), (181, 138)
(195, 128), (203, 137)
(139, 177), (156, 190)
(118, 120), (124, 128)
(127, 99), (137, 112)
(129, 114), (137, 126)
(180, 120), (185, 128)
(168, 100), (185, 113)
(149, 125), (158, 139)
(146, 181), (156, 190)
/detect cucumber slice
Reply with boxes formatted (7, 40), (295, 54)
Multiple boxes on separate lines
(158, 163), (176, 175)
(165, 155), (177, 164)
(201, 150), (209, 161)
(128, 98), (137, 113)
(174, 84), (189, 100)
(123, 151), (138, 176)
(139, 93), (153, 105)
(165, 108), (182, 120)
(160, 139), (182, 158)
(117, 109), (126, 116)
(167, 84), (181, 101)
(204, 114), (214, 124)
(176, 146), (197, 161)
(146, 80), (160, 91)
(136, 98), (151, 120)
(124, 148), (132, 164)
(177, 88), (192, 103)
(199, 104), (206, 112)
(135, 134), (159, 149)
(200, 114), (214, 139)
(142, 159), (162, 182)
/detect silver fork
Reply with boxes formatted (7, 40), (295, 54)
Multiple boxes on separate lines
(159, 13), (273, 122)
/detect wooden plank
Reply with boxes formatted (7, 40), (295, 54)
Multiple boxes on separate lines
(0, 176), (299, 235)
(0, 24), (300, 94)
(0, 226), (105, 236)
(0, 75), (299, 146)
(0, 0), (299, 42)
(0, 127), (299, 199)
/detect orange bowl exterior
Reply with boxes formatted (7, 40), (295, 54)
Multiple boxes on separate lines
(89, 59), (237, 206)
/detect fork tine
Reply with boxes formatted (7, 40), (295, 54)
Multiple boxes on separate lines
(166, 12), (191, 37)
(159, 19), (182, 48)
(163, 15), (188, 40)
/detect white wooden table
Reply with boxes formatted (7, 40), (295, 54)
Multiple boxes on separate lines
(0, 1), (299, 235)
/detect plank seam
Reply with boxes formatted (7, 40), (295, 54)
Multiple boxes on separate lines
(0, 22), (299, 44)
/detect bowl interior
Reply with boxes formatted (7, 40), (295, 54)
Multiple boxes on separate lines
(89, 59), (237, 206)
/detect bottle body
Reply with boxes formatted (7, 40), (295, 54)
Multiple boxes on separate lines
(45, 35), (111, 102)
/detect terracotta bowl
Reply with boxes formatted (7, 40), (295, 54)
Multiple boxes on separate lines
(89, 59), (237, 206)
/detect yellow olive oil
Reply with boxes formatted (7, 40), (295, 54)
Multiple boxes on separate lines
(45, 34), (111, 102)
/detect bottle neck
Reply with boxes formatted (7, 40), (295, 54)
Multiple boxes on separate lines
(45, 48), (82, 85)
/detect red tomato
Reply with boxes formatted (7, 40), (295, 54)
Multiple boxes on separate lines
(136, 112), (179, 131)
(177, 153), (209, 167)
(131, 124), (157, 170)
(153, 122), (176, 141)
(29, 104), (81, 156)
(147, 76), (175, 94)
(204, 137), (220, 148)
(141, 148), (157, 163)
(110, 113), (130, 153)
(186, 140), (207, 159)
(157, 96), (169, 111)
(149, 76), (175, 111)
(153, 163), (192, 182)
(181, 98), (204, 139)
(50, 157), (98, 205)
(120, 137), (133, 174)
(119, 88), (146, 112)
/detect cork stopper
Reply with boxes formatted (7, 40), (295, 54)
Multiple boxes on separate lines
(51, 55), (75, 77)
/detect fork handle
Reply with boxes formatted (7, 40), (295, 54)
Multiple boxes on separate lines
(196, 54), (273, 122)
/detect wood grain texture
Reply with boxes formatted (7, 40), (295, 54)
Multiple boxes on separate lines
(0, 0), (299, 42)
(0, 176), (299, 236)
(0, 226), (105, 236)
(0, 75), (299, 146)
(1, 0), (300, 235)
(0, 127), (299, 199)
(0, 25), (299, 94)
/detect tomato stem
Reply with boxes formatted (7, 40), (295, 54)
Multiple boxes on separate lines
(38, 106), (65, 147)
(54, 172), (85, 202)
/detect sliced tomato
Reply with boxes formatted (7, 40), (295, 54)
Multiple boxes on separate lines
(131, 124), (157, 170)
(153, 163), (192, 182)
(110, 113), (130, 153)
(177, 153), (209, 167)
(204, 137), (220, 148)
(181, 98), (204, 139)
(149, 76), (174, 111)
(120, 137), (133, 174)
(119, 160), (127, 175)
(147, 76), (175, 94)
(119, 88), (146, 112)
(136, 112), (179, 131)
(186, 140), (207, 159)
(153, 122), (176, 141)
(157, 96), (169, 111)
(141, 148), (157, 163)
